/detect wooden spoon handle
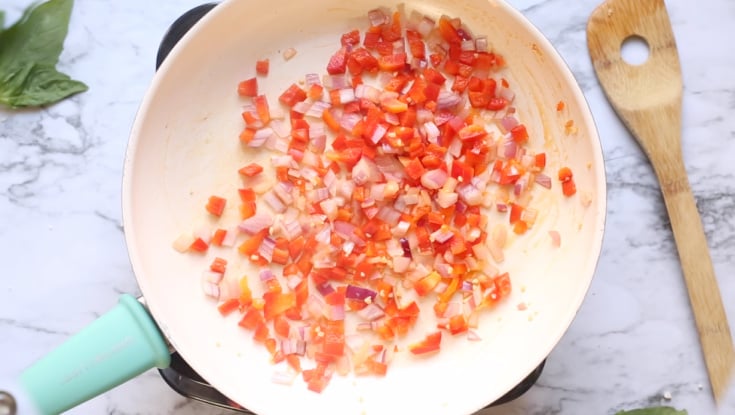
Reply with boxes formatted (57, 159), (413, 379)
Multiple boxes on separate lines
(588, 0), (735, 402)
(655, 154), (735, 403)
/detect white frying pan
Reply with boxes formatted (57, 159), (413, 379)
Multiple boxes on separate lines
(16, 0), (606, 413)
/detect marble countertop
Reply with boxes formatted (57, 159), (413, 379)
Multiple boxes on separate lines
(1, 0), (734, 414)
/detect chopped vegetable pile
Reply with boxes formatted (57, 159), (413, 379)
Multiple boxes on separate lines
(174, 7), (578, 393)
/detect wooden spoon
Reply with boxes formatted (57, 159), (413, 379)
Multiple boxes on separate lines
(587, 0), (734, 404)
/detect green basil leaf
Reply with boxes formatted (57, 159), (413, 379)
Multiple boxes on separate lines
(0, 62), (87, 107)
(0, 0), (88, 108)
(616, 406), (688, 415)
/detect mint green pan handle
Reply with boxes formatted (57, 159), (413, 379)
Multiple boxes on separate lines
(19, 294), (171, 415)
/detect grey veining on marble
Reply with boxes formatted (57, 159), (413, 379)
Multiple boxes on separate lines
(1, 0), (734, 414)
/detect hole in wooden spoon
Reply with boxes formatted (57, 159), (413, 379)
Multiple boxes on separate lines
(620, 35), (650, 65)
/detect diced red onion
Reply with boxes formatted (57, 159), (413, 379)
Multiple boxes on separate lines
(370, 183), (386, 202)
(352, 156), (381, 185)
(461, 39), (475, 51)
(467, 227), (482, 242)
(420, 168), (448, 190)
(392, 256), (411, 273)
(376, 206), (401, 226)
(393, 221), (410, 237)
(379, 90), (399, 104)
(337, 180), (356, 200)
(329, 304), (346, 321)
(201, 280), (220, 299)
(283, 219), (303, 240)
(259, 269), (275, 282)
(434, 111), (454, 126)
(300, 152), (318, 169)
(384, 112), (400, 125)
(444, 138), (461, 159)
(437, 90), (462, 110)
(340, 112), (361, 132)
(314, 224), (332, 244)
(374, 155), (405, 181)
(291, 101), (311, 115)
(305, 72), (321, 86)
(417, 16), (435, 36)
(436, 190), (459, 208)
(266, 136), (287, 153)
(498, 86), (515, 102)
(323, 168), (336, 188)
(342, 240), (355, 255)
(345, 284), (377, 302)
(514, 177), (527, 196)
(357, 303), (385, 321)
(355, 84), (381, 102)
(263, 190), (286, 213)
(172, 232), (195, 253)
(416, 108), (433, 124)
(269, 119), (290, 138)
(334, 220), (365, 245)
(457, 184), (483, 205)
(443, 250), (455, 264)
(503, 139), (518, 159)
(249, 127), (274, 147)
(221, 227), (239, 247)
(239, 212), (273, 234)
(202, 270), (224, 284)
(306, 100), (331, 118)
(311, 187), (330, 203)
(320, 198), (338, 220)
(475, 36), (489, 52)
(431, 227), (454, 244)
(324, 74), (349, 89)
(501, 115), (519, 131)
(274, 181), (294, 205)
(423, 121), (440, 143)
(369, 123), (388, 144)
(435, 262), (453, 278)
(388, 37), (403, 52)
(281, 338), (306, 356)
(317, 282), (335, 298)
(271, 155), (296, 168)
(306, 294), (326, 319)
(338, 88), (356, 104)
(286, 274), (303, 290)
(368, 8), (388, 26)
(258, 236), (276, 262)
(535, 173), (552, 189)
